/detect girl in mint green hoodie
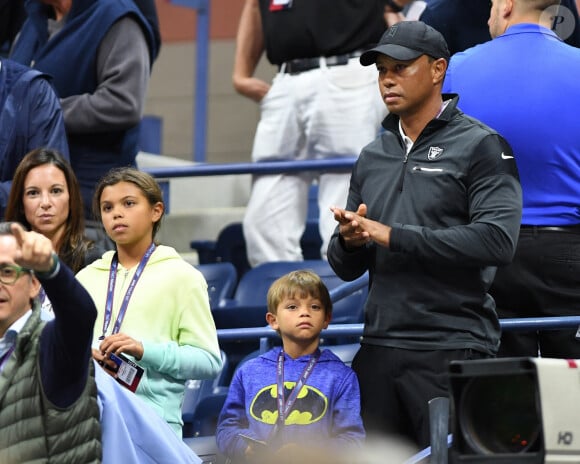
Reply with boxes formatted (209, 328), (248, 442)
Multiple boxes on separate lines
(77, 167), (222, 437)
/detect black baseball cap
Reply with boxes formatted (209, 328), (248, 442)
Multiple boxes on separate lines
(360, 21), (450, 66)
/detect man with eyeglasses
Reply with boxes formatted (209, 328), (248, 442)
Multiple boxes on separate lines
(0, 222), (101, 462)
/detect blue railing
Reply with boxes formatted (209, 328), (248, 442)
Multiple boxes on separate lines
(216, 277), (580, 343)
(142, 157), (580, 341)
(143, 157), (580, 340)
(217, 316), (580, 343)
(142, 158), (358, 211)
(143, 157), (358, 178)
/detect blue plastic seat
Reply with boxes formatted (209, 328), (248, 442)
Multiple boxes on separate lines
(195, 262), (238, 309)
(300, 219), (322, 260)
(212, 260), (367, 330)
(191, 223), (251, 278)
(190, 221), (324, 277)
(186, 392), (229, 438)
(182, 350), (229, 438)
(190, 184), (323, 278)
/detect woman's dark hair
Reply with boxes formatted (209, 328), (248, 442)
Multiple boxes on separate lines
(5, 148), (91, 272)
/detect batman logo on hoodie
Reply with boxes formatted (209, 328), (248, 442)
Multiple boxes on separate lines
(249, 382), (328, 425)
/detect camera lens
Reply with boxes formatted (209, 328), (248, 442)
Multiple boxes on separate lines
(459, 373), (541, 454)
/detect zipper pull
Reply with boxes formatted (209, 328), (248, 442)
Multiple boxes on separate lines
(398, 151), (409, 192)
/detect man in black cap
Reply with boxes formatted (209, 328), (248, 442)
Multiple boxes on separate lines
(327, 21), (522, 448)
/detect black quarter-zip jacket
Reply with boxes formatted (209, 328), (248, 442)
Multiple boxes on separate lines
(328, 95), (522, 354)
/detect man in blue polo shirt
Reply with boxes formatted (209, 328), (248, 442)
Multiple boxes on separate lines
(420, 0), (580, 54)
(443, 0), (580, 358)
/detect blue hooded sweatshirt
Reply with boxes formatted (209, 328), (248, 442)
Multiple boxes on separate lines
(216, 347), (365, 459)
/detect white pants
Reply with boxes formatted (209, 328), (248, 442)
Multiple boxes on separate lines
(244, 57), (386, 267)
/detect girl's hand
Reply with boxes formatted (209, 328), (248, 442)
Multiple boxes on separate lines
(98, 332), (144, 360)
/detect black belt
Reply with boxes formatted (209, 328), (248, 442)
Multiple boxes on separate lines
(520, 225), (580, 233)
(280, 51), (363, 75)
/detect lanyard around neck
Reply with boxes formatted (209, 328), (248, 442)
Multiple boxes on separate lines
(275, 348), (321, 427)
(100, 242), (156, 340)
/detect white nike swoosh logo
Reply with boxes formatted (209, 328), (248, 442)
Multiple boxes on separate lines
(501, 152), (514, 159)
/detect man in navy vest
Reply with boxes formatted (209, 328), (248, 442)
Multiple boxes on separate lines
(11, 0), (157, 227)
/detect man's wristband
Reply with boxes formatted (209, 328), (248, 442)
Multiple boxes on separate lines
(35, 252), (60, 279)
(385, 0), (404, 13)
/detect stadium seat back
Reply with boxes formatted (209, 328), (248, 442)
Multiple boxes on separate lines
(195, 262), (238, 309)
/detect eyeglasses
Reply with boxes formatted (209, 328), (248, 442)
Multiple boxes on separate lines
(0, 264), (32, 285)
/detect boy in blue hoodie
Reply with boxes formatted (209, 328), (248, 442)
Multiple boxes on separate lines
(216, 270), (365, 463)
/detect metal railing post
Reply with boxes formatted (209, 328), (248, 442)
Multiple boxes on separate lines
(168, 0), (210, 162)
